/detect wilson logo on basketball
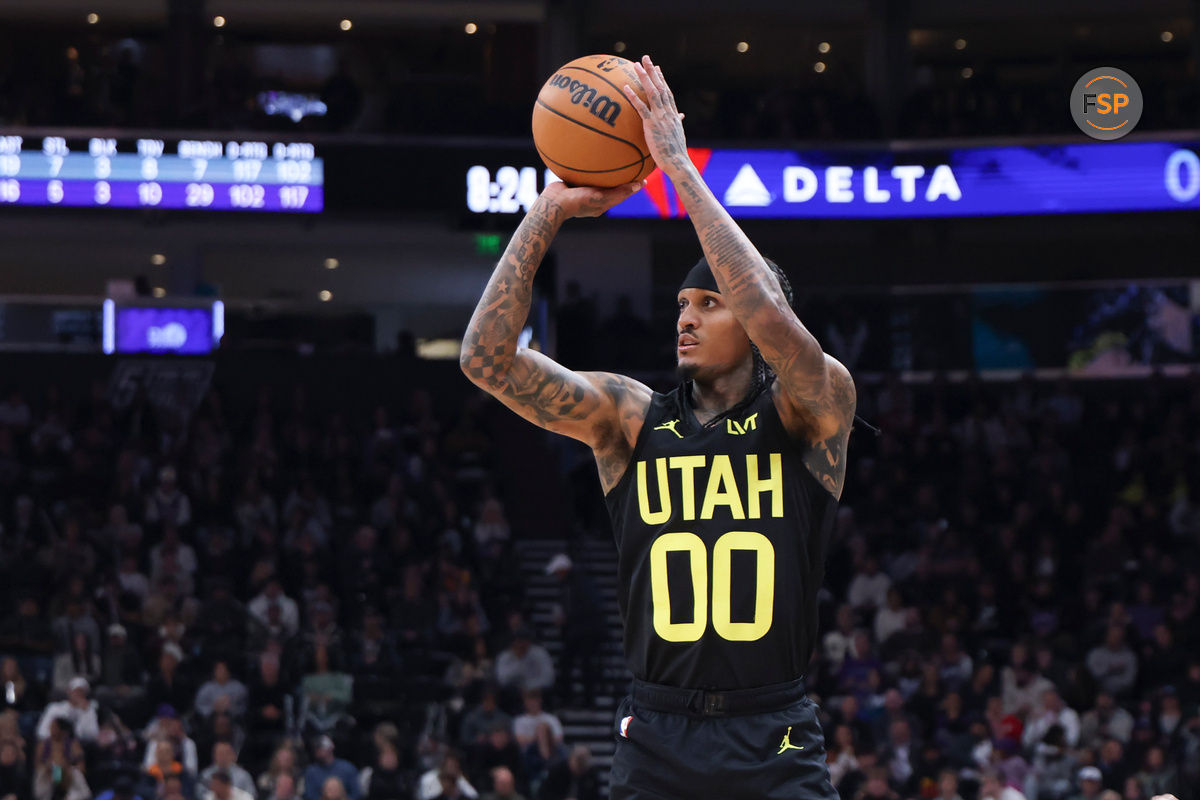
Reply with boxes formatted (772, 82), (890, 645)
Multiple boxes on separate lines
(547, 74), (622, 126)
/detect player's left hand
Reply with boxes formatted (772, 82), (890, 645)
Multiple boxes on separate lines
(623, 55), (690, 176)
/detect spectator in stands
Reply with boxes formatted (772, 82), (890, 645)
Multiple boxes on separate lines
(267, 774), (300, 800)
(1024, 688), (1081, 750)
(358, 741), (407, 800)
(545, 554), (605, 707)
(848, 556), (891, 614)
(494, 629), (553, 695)
(1096, 738), (1129, 790)
(1027, 723), (1076, 800)
(145, 467), (193, 529)
(158, 774), (189, 800)
(511, 692), (561, 751)
(0, 599), (55, 668)
(480, 767), (524, 800)
(466, 724), (524, 798)
(822, 605), (859, 672)
(1070, 766), (1104, 800)
(300, 645), (353, 736)
(247, 651), (291, 743)
(303, 737), (359, 800)
(195, 660), (250, 719)
(208, 770), (254, 800)
(878, 718), (918, 794)
(354, 608), (400, 677)
(825, 724), (861, 790)
(36, 678), (97, 744)
(201, 742), (257, 798)
(472, 496), (510, 565)
(459, 687), (511, 747)
(93, 774), (144, 800)
(32, 750), (89, 800)
(416, 752), (475, 800)
(256, 745), (303, 798)
(249, 580), (300, 640)
(1003, 643), (1055, 718)
(51, 600), (101, 670)
(977, 767), (1025, 800)
(436, 583), (489, 655)
(143, 707), (199, 775)
(0, 658), (39, 721)
(936, 633), (973, 691)
(0, 738), (29, 800)
(429, 770), (463, 800)
(1131, 744), (1178, 797)
(851, 764), (898, 799)
(144, 738), (187, 793)
(1079, 692), (1134, 748)
(534, 745), (599, 800)
(196, 581), (250, 661)
(303, 600), (344, 656)
(146, 646), (192, 722)
(97, 624), (145, 709)
(1139, 624), (1185, 694)
(873, 589), (908, 648)
(1087, 626), (1139, 699)
(392, 567), (436, 647)
(932, 770), (963, 800)
(838, 632), (883, 701)
(520, 723), (564, 797)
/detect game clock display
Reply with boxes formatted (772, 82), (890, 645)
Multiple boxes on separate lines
(0, 135), (323, 213)
(465, 165), (562, 214)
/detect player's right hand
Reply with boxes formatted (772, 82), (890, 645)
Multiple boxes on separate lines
(541, 179), (643, 219)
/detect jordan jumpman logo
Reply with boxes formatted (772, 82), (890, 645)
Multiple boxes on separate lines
(653, 419), (683, 438)
(776, 726), (805, 755)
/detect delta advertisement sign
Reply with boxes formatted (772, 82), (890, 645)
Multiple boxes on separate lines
(605, 140), (1200, 219)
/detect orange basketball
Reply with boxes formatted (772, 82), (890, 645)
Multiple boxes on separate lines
(532, 54), (655, 188)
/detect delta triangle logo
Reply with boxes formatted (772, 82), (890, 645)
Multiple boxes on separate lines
(723, 163), (772, 207)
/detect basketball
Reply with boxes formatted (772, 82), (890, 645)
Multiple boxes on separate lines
(532, 54), (656, 188)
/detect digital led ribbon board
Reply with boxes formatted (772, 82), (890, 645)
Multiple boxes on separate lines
(466, 139), (1200, 219)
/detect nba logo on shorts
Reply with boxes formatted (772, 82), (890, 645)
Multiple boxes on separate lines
(620, 715), (633, 738)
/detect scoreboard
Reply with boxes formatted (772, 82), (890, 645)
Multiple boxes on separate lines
(0, 134), (323, 213)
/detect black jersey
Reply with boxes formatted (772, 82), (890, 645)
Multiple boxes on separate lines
(604, 383), (838, 690)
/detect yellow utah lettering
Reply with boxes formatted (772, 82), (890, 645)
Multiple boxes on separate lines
(746, 453), (783, 518)
(700, 454), (746, 520)
(637, 459), (672, 525)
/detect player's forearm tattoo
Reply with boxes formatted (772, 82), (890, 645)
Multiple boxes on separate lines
(802, 370), (856, 496)
(671, 168), (856, 497)
(461, 198), (563, 386)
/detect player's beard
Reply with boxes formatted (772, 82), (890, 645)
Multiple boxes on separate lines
(675, 360), (698, 382)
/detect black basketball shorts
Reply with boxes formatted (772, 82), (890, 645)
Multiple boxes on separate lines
(609, 678), (839, 800)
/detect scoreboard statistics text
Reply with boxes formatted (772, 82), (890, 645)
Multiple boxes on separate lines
(0, 135), (323, 213)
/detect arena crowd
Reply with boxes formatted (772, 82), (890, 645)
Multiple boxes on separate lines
(0, 358), (1196, 800)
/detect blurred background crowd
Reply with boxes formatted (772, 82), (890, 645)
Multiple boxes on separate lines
(0, 356), (1196, 800)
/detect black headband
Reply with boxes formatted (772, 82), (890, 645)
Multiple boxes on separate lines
(679, 257), (721, 295)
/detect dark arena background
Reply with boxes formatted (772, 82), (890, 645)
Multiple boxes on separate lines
(0, 2), (1198, 800)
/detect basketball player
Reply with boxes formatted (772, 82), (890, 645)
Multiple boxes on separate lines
(461, 54), (852, 799)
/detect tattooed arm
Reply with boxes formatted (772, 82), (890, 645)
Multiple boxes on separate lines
(459, 181), (653, 493)
(622, 55), (856, 497)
